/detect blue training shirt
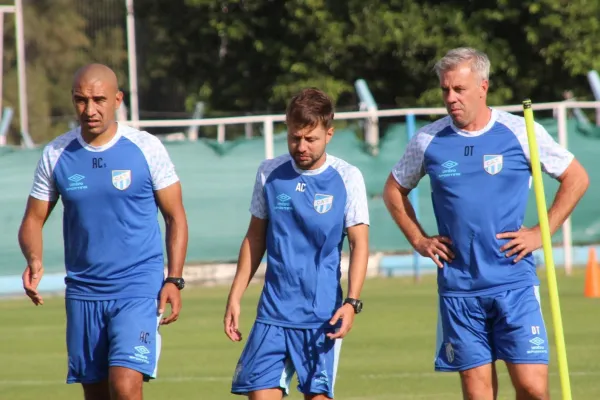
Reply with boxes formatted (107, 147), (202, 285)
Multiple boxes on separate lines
(30, 124), (179, 300)
(392, 109), (574, 297)
(250, 153), (369, 328)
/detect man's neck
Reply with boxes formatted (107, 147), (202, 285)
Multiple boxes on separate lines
(460, 107), (492, 132)
(81, 122), (118, 147)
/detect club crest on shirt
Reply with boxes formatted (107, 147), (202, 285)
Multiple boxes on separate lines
(112, 170), (132, 190)
(483, 155), (503, 175)
(314, 194), (333, 214)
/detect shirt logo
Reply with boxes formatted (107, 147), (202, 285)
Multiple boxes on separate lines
(68, 174), (85, 183)
(66, 174), (88, 191)
(442, 160), (458, 169)
(483, 155), (503, 175)
(438, 160), (461, 178)
(314, 194), (333, 214)
(274, 193), (293, 211)
(112, 170), (132, 190)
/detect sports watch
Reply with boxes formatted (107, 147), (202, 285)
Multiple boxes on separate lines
(343, 298), (363, 314)
(164, 277), (185, 290)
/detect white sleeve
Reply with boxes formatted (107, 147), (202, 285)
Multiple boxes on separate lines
(148, 138), (179, 190)
(391, 132), (429, 189)
(344, 167), (369, 228)
(249, 163), (268, 219)
(534, 122), (575, 178)
(30, 147), (59, 202)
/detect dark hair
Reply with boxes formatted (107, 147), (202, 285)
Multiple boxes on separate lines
(285, 88), (334, 130)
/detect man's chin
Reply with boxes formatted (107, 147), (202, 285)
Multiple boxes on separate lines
(450, 116), (467, 129)
(82, 126), (105, 136)
(294, 158), (315, 170)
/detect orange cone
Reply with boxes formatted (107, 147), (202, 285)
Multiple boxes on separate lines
(584, 247), (600, 298)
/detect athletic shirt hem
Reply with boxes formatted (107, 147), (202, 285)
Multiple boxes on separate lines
(438, 279), (539, 297)
(254, 317), (333, 329)
(65, 291), (160, 301)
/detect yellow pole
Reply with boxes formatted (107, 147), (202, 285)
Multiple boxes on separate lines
(522, 99), (572, 400)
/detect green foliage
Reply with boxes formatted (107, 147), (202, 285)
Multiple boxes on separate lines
(1, 0), (127, 144)
(136, 0), (600, 120)
(2, 0), (600, 143)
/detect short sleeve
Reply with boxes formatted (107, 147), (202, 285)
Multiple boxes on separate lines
(534, 122), (574, 178)
(249, 164), (268, 219)
(391, 132), (429, 189)
(149, 139), (179, 190)
(344, 167), (369, 228)
(30, 148), (59, 202)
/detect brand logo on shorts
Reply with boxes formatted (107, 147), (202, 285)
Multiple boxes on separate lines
(529, 337), (544, 346)
(314, 370), (329, 385)
(128, 345), (151, 364)
(445, 342), (455, 363)
(527, 336), (547, 355)
(232, 363), (243, 383)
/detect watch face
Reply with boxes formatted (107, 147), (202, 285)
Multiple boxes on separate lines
(355, 301), (363, 313)
(167, 278), (185, 289)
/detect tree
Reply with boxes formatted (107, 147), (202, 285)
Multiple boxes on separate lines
(5, 0), (599, 143)
(2, 0), (127, 145)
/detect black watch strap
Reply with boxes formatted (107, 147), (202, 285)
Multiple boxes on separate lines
(343, 297), (363, 314)
(164, 277), (185, 290)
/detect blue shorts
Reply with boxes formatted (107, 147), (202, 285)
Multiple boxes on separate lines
(231, 322), (342, 398)
(435, 286), (549, 372)
(65, 298), (161, 384)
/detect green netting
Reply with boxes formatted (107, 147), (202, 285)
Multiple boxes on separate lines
(575, 120), (600, 138)
(0, 118), (598, 276)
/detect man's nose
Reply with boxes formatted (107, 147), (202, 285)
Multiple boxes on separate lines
(297, 139), (307, 152)
(85, 101), (97, 116)
(446, 90), (457, 104)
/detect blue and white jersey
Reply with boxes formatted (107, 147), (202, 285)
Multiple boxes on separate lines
(392, 109), (574, 296)
(30, 124), (179, 300)
(250, 154), (369, 328)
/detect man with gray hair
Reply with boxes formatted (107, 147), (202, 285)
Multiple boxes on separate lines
(383, 47), (589, 399)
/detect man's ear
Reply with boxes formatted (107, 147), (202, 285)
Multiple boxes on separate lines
(115, 90), (124, 109)
(325, 127), (334, 144)
(481, 79), (489, 97)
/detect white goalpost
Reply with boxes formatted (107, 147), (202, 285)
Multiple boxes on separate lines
(0, 0), (32, 148)
(125, 0), (139, 128)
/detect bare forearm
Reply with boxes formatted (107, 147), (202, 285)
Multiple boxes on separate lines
(228, 236), (266, 303)
(165, 215), (188, 278)
(383, 182), (427, 247)
(18, 220), (44, 265)
(347, 238), (369, 299)
(547, 176), (588, 235)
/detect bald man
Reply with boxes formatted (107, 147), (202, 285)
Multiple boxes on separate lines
(18, 63), (189, 400)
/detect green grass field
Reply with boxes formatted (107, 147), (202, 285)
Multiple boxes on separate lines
(1, 269), (599, 399)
